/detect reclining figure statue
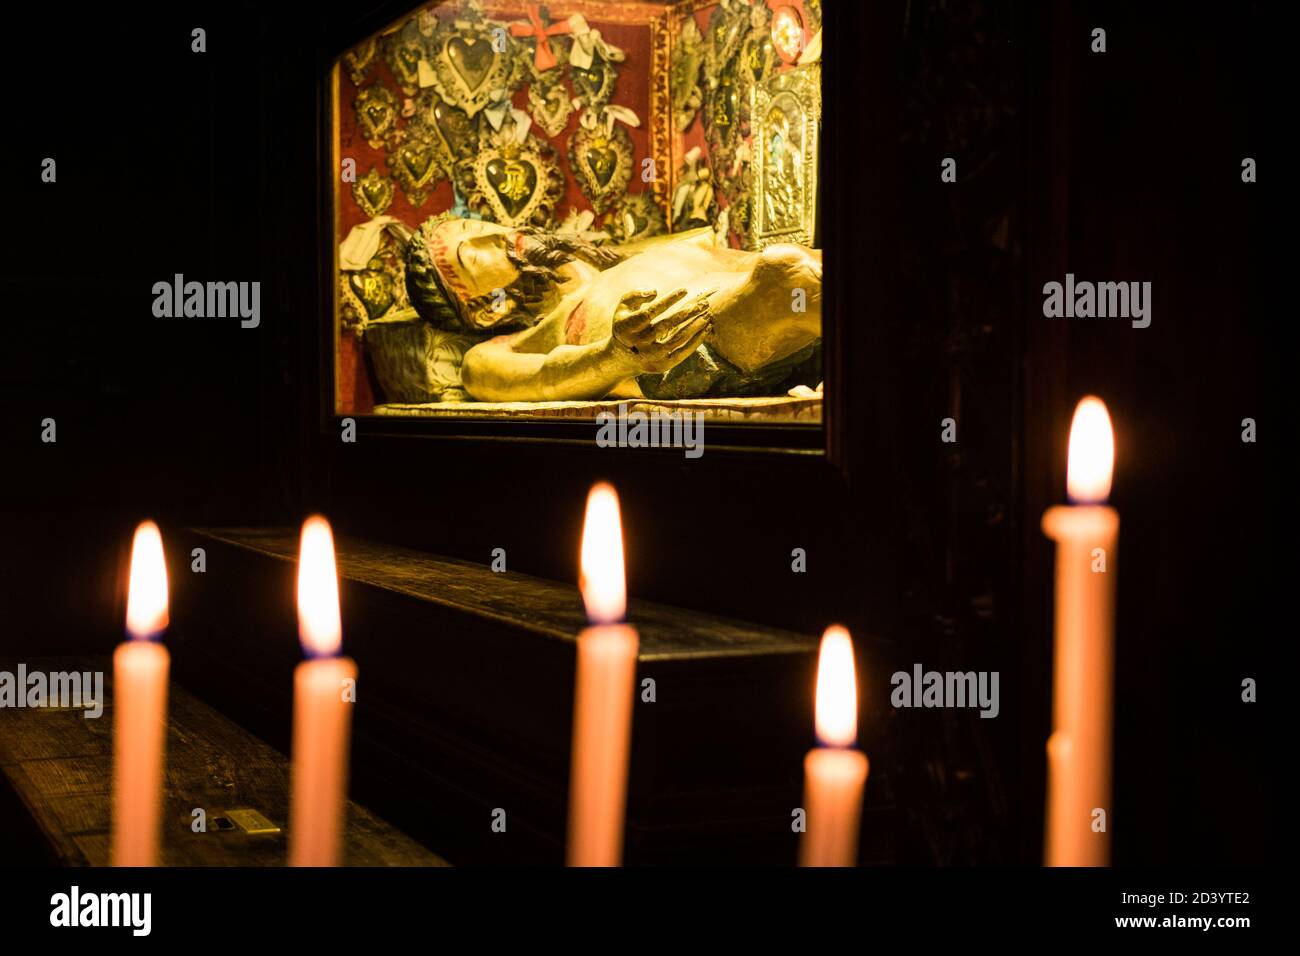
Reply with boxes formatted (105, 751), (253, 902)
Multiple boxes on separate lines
(402, 214), (822, 403)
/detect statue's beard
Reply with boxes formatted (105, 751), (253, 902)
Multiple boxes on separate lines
(458, 231), (623, 334)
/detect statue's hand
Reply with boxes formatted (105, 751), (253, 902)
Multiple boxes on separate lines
(608, 288), (713, 374)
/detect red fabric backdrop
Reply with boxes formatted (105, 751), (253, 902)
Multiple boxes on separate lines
(336, 3), (660, 413)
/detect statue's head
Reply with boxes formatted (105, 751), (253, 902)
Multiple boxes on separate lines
(405, 215), (533, 335)
(406, 214), (623, 336)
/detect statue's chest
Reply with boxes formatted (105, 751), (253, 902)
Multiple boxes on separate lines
(559, 249), (720, 347)
(563, 298), (594, 345)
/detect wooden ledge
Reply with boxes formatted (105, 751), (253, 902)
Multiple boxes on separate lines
(372, 394), (823, 423)
(192, 527), (817, 662)
(0, 656), (448, 867)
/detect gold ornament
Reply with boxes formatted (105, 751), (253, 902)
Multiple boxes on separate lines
(354, 85), (398, 149)
(413, 91), (477, 166)
(670, 17), (705, 132)
(343, 37), (378, 87)
(386, 126), (448, 209)
(702, 0), (748, 90)
(602, 193), (666, 244)
(739, 2), (778, 89)
(352, 167), (394, 217)
(346, 262), (396, 322)
(339, 243), (408, 331)
(571, 51), (617, 109)
(568, 14), (625, 109)
(570, 121), (634, 214)
(425, 9), (519, 119)
(702, 56), (743, 173)
(385, 20), (426, 95)
(751, 63), (821, 248)
(527, 69), (574, 137)
(460, 130), (564, 227)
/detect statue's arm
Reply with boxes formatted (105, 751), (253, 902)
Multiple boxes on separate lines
(460, 287), (713, 403)
(460, 336), (632, 402)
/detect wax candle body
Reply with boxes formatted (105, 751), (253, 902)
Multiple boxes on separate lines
(1042, 504), (1118, 867)
(111, 640), (169, 867)
(289, 655), (357, 867)
(567, 623), (638, 867)
(799, 747), (869, 867)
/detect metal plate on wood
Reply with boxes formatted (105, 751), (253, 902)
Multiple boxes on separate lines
(227, 808), (281, 834)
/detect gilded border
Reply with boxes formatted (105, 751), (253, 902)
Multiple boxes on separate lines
(480, 0), (670, 26)
(648, 10), (672, 211)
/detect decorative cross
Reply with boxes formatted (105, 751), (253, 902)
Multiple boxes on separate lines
(509, 4), (572, 72)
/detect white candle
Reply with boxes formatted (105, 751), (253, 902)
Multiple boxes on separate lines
(289, 516), (357, 867)
(799, 625), (869, 867)
(112, 520), (170, 867)
(566, 483), (639, 867)
(1043, 396), (1118, 866)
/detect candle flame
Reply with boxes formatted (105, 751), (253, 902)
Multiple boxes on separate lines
(814, 625), (857, 747)
(125, 520), (169, 639)
(1066, 396), (1114, 504)
(297, 516), (342, 658)
(579, 483), (626, 625)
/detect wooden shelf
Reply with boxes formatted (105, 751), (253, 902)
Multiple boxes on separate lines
(0, 656), (447, 867)
(193, 526), (817, 660)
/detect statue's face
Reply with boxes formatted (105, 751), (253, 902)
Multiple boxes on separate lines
(437, 218), (520, 304)
(423, 216), (564, 333)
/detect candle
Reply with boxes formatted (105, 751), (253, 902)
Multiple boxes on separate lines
(1042, 396), (1118, 866)
(799, 625), (869, 867)
(289, 516), (357, 867)
(111, 520), (170, 867)
(566, 483), (639, 867)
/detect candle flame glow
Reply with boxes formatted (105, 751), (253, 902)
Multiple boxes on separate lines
(125, 520), (169, 639)
(297, 516), (342, 658)
(579, 483), (626, 625)
(1066, 396), (1114, 504)
(814, 625), (857, 748)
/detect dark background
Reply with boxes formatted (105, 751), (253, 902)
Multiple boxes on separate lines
(0, 0), (1281, 865)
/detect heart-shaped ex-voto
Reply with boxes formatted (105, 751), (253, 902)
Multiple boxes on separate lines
(569, 123), (633, 214)
(426, 17), (517, 119)
(485, 155), (539, 218)
(448, 37), (493, 91)
(352, 167), (394, 218)
(348, 266), (396, 321)
(465, 133), (563, 227)
(387, 127), (447, 209)
(354, 85), (398, 148)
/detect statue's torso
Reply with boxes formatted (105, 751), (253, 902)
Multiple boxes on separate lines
(460, 235), (820, 400)
(512, 241), (754, 356)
